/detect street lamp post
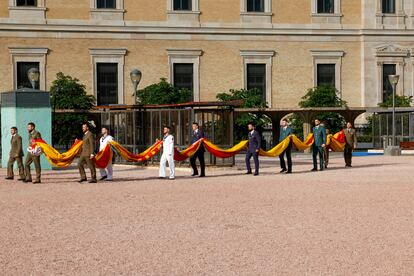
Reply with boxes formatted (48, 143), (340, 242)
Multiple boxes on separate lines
(130, 69), (142, 105)
(27, 67), (40, 89)
(385, 74), (401, 156)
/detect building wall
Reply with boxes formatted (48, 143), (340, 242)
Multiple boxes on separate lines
(0, 0), (412, 112)
(0, 35), (361, 108)
(46, 0), (90, 20)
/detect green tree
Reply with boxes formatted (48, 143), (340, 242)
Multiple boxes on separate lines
(137, 78), (192, 105)
(50, 72), (95, 148)
(216, 88), (270, 141)
(378, 95), (412, 108)
(291, 86), (348, 137)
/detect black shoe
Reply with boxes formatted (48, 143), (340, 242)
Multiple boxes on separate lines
(254, 173), (259, 176)
(199, 174), (205, 177)
(320, 168), (324, 171)
(33, 180), (41, 184)
(245, 171), (252, 175)
(191, 173), (198, 176)
(23, 179), (31, 183)
(78, 179), (87, 183)
(280, 169), (287, 173)
(5, 177), (13, 180)
(17, 178), (25, 181)
(99, 176), (107, 181)
(89, 179), (97, 183)
(311, 168), (317, 172)
(286, 171), (292, 174)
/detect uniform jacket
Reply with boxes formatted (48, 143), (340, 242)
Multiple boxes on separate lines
(191, 129), (205, 152)
(313, 125), (327, 147)
(10, 134), (24, 158)
(248, 130), (261, 153)
(344, 128), (357, 148)
(28, 130), (42, 143)
(99, 135), (113, 151)
(81, 131), (96, 157)
(279, 126), (293, 142)
(162, 134), (175, 156)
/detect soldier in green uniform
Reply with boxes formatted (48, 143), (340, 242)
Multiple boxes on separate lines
(311, 118), (327, 171)
(24, 122), (42, 183)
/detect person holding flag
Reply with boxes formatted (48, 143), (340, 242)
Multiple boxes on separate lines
(99, 127), (114, 181)
(159, 126), (175, 180)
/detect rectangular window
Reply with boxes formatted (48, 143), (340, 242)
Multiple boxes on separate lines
(317, 0), (334, 13)
(247, 64), (266, 100)
(173, 63), (194, 100)
(382, 64), (396, 103)
(173, 0), (192, 11)
(382, 0), (395, 13)
(317, 64), (336, 87)
(16, 0), (37, 6)
(246, 0), (265, 12)
(96, 0), (116, 9)
(17, 62), (39, 89)
(97, 63), (118, 106)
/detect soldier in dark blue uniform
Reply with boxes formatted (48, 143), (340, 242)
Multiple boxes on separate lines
(190, 122), (205, 177)
(245, 122), (261, 176)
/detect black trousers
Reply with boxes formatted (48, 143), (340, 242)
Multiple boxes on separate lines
(344, 145), (353, 166)
(279, 143), (292, 171)
(312, 145), (325, 170)
(190, 148), (205, 176)
(246, 151), (259, 174)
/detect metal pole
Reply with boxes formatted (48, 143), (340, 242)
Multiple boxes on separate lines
(392, 83), (396, 146)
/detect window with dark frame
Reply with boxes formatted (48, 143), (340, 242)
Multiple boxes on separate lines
(173, 0), (192, 11)
(382, 64), (396, 103)
(317, 64), (336, 87)
(173, 63), (194, 101)
(247, 64), (266, 101)
(17, 62), (39, 89)
(382, 0), (395, 13)
(317, 0), (334, 13)
(97, 63), (118, 106)
(96, 0), (116, 9)
(16, 0), (37, 6)
(246, 0), (265, 12)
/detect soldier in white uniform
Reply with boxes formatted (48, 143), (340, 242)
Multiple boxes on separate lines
(99, 127), (114, 181)
(159, 126), (175, 180)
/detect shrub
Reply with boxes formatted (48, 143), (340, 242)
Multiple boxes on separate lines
(137, 78), (192, 105)
(216, 88), (269, 141)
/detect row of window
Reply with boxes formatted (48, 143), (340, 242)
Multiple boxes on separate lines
(15, 61), (337, 105)
(15, 0), (398, 14)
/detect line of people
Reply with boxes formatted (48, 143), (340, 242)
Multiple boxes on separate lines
(5, 119), (357, 183)
(245, 118), (357, 176)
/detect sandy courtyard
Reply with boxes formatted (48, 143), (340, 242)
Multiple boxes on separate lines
(0, 154), (413, 275)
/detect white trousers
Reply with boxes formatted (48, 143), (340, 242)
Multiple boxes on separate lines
(159, 154), (175, 179)
(99, 161), (113, 180)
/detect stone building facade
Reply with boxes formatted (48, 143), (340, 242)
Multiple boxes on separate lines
(1, 0), (414, 113)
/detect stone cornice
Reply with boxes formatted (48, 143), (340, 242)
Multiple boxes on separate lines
(89, 48), (127, 56)
(9, 47), (49, 55)
(2, 20), (414, 37)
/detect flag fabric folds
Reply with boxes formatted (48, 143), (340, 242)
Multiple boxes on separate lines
(35, 131), (346, 168)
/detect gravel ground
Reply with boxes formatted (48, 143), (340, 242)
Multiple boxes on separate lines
(0, 154), (413, 275)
